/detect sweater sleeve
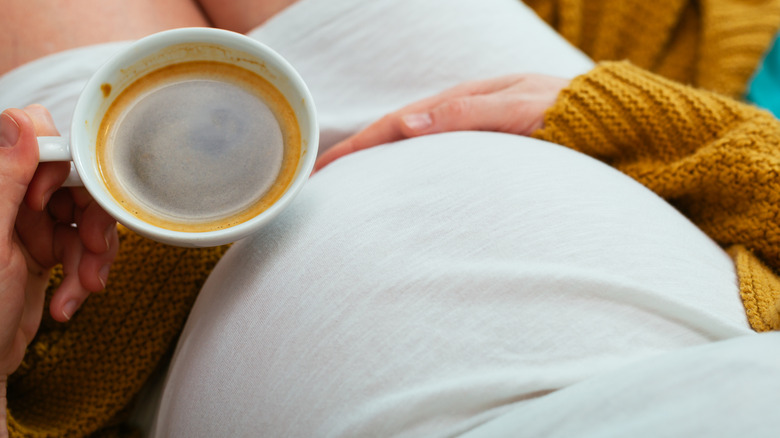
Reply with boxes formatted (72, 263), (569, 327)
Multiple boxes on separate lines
(523, 0), (780, 98)
(533, 60), (780, 331)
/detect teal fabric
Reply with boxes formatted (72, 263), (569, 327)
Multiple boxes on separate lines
(746, 33), (780, 117)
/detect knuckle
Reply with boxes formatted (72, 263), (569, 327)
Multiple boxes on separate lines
(441, 98), (470, 118)
(343, 139), (360, 154)
(449, 81), (477, 94)
(379, 113), (403, 131)
(23, 103), (47, 114)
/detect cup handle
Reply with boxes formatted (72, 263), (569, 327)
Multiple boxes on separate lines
(37, 136), (82, 186)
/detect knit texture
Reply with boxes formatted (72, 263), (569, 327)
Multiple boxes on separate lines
(7, 228), (228, 437)
(525, 0), (780, 97)
(533, 60), (780, 331)
(729, 245), (780, 331)
(6, 0), (780, 436)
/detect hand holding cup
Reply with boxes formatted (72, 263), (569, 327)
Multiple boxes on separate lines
(1, 105), (119, 401)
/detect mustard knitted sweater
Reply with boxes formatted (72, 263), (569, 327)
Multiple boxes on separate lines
(8, 0), (780, 436)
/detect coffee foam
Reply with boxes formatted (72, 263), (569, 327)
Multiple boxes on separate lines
(97, 61), (301, 232)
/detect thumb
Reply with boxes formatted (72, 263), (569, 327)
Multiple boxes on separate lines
(0, 109), (39, 244)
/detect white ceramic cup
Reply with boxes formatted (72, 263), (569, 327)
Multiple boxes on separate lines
(36, 27), (318, 247)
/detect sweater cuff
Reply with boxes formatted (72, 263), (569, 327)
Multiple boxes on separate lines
(532, 60), (749, 164)
(728, 245), (780, 332)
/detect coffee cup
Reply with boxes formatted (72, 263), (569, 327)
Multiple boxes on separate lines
(36, 27), (318, 247)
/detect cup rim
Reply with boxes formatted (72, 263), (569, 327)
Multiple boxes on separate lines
(70, 27), (318, 247)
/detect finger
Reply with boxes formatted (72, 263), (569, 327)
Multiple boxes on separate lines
(15, 201), (58, 268)
(314, 114), (406, 171)
(429, 74), (525, 100)
(399, 94), (507, 136)
(14, 237), (48, 342)
(1, 236), (46, 360)
(313, 87), (469, 172)
(69, 187), (94, 210)
(393, 75), (526, 117)
(314, 95), (512, 172)
(24, 104), (59, 136)
(400, 93), (549, 137)
(313, 76), (527, 171)
(25, 163), (71, 212)
(46, 189), (77, 224)
(77, 226), (118, 292)
(49, 225), (89, 322)
(0, 110), (39, 246)
(22, 105), (69, 212)
(78, 200), (117, 254)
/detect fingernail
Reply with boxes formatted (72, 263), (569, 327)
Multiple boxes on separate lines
(402, 113), (432, 132)
(99, 264), (110, 289)
(62, 300), (79, 321)
(0, 112), (20, 148)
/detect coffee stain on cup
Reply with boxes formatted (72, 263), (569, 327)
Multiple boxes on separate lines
(101, 83), (112, 98)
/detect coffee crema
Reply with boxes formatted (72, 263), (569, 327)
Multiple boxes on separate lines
(97, 60), (301, 233)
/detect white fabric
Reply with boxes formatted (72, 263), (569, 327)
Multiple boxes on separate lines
(0, 0), (767, 436)
(0, 41), (132, 138)
(246, 0), (595, 153)
(154, 133), (752, 437)
(462, 331), (780, 437)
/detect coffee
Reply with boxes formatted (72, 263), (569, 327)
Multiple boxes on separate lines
(97, 60), (301, 233)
